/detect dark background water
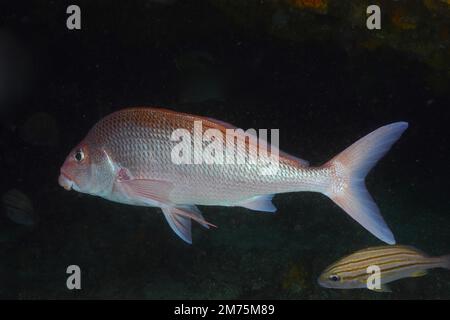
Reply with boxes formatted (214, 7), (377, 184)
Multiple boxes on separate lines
(0, 0), (449, 299)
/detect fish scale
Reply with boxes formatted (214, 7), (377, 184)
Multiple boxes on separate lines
(92, 109), (315, 203)
(59, 107), (408, 244)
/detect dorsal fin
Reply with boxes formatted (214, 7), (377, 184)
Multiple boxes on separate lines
(205, 117), (237, 130)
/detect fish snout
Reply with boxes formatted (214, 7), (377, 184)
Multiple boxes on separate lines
(317, 276), (328, 288)
(58, 172), (73, 191)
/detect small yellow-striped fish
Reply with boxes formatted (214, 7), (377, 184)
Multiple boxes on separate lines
(318, 245), (450, 291)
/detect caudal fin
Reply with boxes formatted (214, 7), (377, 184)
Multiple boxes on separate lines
(438, 254), (450, 270)
(324, 122), (408, 244)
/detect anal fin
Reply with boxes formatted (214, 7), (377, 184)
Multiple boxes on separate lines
(370, 284), (392, 293)
(238, 194), (277, 213)
(411, 270), (427, 278)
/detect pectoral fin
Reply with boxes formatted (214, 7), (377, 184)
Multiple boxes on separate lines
(115, 175), (216, 244)
(162, 206), (216, 244)
(371, 284), (392, 293)
(116, 178), (173, 205)
(411, 270), (427, 277)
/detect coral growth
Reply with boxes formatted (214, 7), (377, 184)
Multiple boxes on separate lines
(288, 0), (328, 14)
(391, 7), (417, 30)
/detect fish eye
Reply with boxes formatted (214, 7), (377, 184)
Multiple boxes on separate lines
(328, 274), (340, 282)
(74, 149), (84, 162)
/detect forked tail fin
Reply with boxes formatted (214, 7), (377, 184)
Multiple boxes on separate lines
(438, 254), (450, 270)
(324, 122), (408, 244)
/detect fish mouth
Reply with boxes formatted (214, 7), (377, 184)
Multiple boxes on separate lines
(317, 277), (330, 288)
(58, 171), (74, 191)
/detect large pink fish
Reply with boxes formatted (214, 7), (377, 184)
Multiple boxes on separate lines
(58, 107), (408, 244)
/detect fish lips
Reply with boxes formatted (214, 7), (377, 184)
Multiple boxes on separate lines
(317, 277), (329, 288)
(317, 276), (339, 289)
(58, 171), (74, 191)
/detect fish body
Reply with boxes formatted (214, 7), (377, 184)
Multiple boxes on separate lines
(318, 245), (450, 290)
(58, 107), (408, 244)
(2, 189), (37, 227)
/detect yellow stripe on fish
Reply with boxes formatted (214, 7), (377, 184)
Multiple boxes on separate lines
(318, 245), (450, 291)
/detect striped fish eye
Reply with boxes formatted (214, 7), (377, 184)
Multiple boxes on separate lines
(329, 274), (340, 282)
